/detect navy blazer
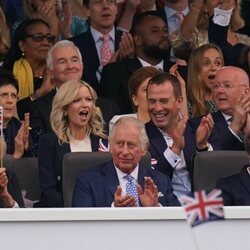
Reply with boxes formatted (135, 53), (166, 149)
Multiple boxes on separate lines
(70, 28), (122, 92)
(188, 111), (244, 151)
(38, 132), (104, 207)
(145, 120), (197, 179)
(72, 161), (180, 207)
(216, 165), (250, 206)
(146, 111), (244, 181)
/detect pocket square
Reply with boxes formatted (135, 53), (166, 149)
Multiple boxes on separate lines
(158, 192), (164, 198)
(151, 158), (158, 165)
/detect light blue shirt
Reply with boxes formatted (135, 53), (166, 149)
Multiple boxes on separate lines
(164, 6), (189, 34)
(160, 129), (191, 198)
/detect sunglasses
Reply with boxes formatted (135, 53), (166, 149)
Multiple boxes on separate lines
(25, 33), (56, 43)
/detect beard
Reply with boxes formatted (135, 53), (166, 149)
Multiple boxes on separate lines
(143, 44), (170, 60)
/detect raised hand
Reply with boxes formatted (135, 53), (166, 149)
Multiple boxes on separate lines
(196, 113), (214, 149)
(230, 92), (250, 135)
(137, 177), (159, 207)
(114, 186), (137, 207)
(13, 113), (30, 160)
(58, 1), (73, 38)
(168, 114), (187, 155)
(169, 63), (188, 119)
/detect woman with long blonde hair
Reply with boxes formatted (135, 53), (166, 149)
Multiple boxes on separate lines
(38, 80), (107, 207)
(187, 43), (224, 117)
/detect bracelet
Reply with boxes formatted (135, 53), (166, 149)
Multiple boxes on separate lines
(190, 4), (200, 13)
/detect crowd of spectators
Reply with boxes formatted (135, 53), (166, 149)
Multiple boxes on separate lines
(0, 0), (250, 208)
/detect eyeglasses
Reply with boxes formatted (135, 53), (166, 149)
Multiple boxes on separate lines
(212, 82), (248, 92)
(0, 93), (18, 100)
(25, 33), (56, 43)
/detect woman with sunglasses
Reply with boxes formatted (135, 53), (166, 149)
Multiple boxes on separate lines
(3, 19), (55, 122)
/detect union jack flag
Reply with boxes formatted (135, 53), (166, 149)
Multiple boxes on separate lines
(180, 189), (224, 227)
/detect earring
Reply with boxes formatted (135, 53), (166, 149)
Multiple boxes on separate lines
(22, 51), (25, 57)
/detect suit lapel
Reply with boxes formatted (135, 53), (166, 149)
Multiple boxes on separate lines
(102, 162), (120, 198)
(146, 121), (167, 155)
(138, 165), (148, 188)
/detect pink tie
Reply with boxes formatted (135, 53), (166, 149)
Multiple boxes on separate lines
(101, 34), (112, 66)
(175, 12), (184, 26)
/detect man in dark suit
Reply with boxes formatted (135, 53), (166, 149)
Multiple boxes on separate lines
(30, 40), (120, 135)
(216, 135), (250, 206)
(145, 72), (214, 198)
(99, 12), (178, 114)
(70, 0), (123, 91)
(188, 66), (250, 152)
(72, 116), (179, 207)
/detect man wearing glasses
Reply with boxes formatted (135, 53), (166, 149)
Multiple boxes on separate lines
(189, 66), (250, 152)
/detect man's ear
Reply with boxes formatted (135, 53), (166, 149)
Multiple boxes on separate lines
(133, 34), (142, 47)
(177, 96), (184, 110)
(141, 143), (149, 156)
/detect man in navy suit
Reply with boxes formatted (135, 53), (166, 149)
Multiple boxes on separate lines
(70, 0), (124, 92)
(188, 66), (250, 152)
(72, 116), (179, 207)
(145, 72), (214, 198)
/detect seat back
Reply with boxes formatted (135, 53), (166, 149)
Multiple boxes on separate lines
(62, 151), (151, 207)
(4, 155), (40, 207)
(192, 151), (249, 191)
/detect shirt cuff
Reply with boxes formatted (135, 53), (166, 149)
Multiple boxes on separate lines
(213, 7), (233, 26)
(11, 201), (19, 208)
(163, 147), (181, 168)
(228, 126), (243, 142)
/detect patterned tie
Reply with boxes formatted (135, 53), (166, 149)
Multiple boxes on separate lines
(175, 12), (184, 26)
(124, 175), (139, 207)
(101, 34), (112, 66)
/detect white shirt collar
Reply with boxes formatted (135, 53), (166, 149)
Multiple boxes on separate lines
(164, 5), (189, 19)
(137, 56), (164, 71)
(90, 26), (115, 43)
(221, 112), (232, 124)
(114, 163), (139, 182)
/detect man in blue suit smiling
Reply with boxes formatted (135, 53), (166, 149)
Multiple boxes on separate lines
(72, 116), (179, 207)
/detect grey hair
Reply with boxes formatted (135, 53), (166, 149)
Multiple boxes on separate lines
(109, 116), (149, 150)
(46, 40), (82, 69)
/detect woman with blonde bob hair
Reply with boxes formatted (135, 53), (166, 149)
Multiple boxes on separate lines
(38, 80), (107, 207)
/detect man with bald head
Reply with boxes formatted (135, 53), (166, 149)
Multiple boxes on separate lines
(189, 66), (250, 151)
